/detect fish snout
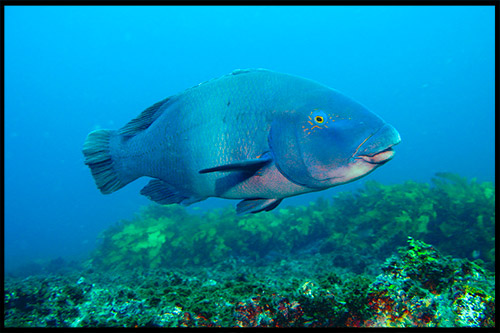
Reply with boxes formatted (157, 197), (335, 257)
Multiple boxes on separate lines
(354, 123), (401, 165)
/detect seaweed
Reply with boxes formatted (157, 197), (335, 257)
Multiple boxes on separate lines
(5, 237), (495, 327)
(90, 172), (495, 272)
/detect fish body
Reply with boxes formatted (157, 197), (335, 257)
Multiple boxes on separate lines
(83, 69), (401, 213)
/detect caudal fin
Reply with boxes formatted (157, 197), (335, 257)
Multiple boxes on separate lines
(83, 129), (127, 194)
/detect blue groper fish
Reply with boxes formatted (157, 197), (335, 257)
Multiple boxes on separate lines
(83, 69), (401, 214)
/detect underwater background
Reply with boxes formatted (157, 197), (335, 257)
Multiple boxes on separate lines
(4, 5), (495, 328)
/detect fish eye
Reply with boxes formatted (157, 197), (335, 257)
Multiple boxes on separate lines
(314, 115), (324, 123)
(311, 110), (328, 125)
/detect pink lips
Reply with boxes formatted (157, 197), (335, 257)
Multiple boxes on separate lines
(358, 148), (395, 164)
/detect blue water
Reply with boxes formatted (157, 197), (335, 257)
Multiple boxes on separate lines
(4, 6), (495, 273)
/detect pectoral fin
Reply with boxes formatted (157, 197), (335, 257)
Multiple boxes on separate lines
(236, 198), (283, 215)
(199, 153), (272, 174)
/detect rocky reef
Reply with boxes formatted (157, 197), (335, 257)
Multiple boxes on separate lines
(4, 237), (495, 327)
(4, 173), (495, 328)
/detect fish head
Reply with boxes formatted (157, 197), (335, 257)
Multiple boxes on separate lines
(269, 90), (401, 189)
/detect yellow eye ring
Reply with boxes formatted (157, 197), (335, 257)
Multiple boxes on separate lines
(314, 115), (324, 123)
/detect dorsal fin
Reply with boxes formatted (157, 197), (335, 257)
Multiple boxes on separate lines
(230, 68), (268, 76)
(118, 97), (171, 138)
(118, 69), (270, 139)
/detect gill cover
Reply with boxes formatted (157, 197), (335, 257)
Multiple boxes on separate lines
(269, 109), (339, 189)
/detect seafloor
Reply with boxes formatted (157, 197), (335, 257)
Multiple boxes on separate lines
(4, 237), (495, 328)
(4, 174), (495, 327)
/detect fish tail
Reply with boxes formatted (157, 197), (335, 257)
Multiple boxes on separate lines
(82, 129), (129, 194)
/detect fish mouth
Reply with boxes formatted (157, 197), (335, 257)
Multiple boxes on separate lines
(353, 123), (401, 165)
(357, 147), (395, 165)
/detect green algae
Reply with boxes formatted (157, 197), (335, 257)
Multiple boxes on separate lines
(364, 237), (495, 327)
(91, 173), (495, 272)
(4, 237), (495, 327)
(9, 172), (488, 327)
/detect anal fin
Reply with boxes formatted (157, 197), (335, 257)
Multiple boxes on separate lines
(140, 179), (204, 206)
(236, 198), (283, 215)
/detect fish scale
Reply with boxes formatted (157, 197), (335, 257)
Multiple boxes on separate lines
(83, 69), (400, 214)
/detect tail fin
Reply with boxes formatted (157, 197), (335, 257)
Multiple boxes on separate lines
(83, 129), (127, 194)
